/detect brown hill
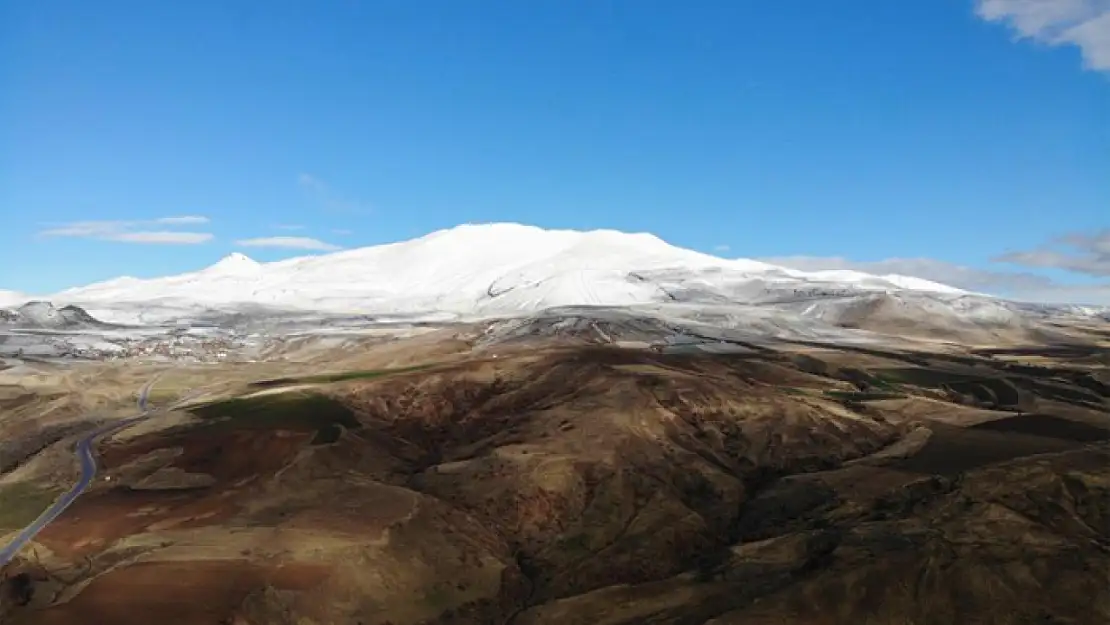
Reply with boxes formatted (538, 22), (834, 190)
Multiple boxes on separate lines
(3, 341), (1108, 624)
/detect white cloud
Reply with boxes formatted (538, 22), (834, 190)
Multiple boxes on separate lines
(107, 231), (214, 244)
(713, 244), (731, 253)
(235, 236), (341, 251)
(273, 224), (305, 231)
(39, 221), (129, 238)
(331, 228), (353, 235)
(297, 172), (370, 214)
(155, 215), (210, 225)
(38, 218), (214, 245)
(975, 0), (1110, 72)
(761, 254), (1110, 305)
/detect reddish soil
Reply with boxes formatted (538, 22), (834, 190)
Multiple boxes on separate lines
(100, 428), (311, 487)
(12, 560), (325, 625)
(35, 488), (234, 558)
(38, 428), (312, 557)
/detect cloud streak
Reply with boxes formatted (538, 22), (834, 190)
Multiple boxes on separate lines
(975, 0), (1110, 72)
(762, 241), (1110, 305)
(235, 236), (342, 251)
(758, 255), (1057, 293)
(298, 173), (370, 214)
(155, 215), (210, 225)
(38, 218), (214, 245)
(108, 231), (214, 244)
(993, 229), (1110, 276)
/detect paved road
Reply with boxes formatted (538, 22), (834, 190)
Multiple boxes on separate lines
(0, 377), (162, 567)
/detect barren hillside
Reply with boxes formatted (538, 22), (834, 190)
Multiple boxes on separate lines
(2, 336), (1108, 624)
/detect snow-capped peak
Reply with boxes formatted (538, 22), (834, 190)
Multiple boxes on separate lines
(47, 222), (974, 319)
(205, 252), (261, 275)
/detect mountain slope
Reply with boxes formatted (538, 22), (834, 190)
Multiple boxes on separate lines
(51, 223), (966, 319)
(0, 302), (111, 330)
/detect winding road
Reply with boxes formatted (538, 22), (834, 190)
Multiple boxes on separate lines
(0, 376), (162, 567)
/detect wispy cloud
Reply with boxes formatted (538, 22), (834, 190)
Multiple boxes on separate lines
(155, 215), (210, 225)
(297, 173), (370, 214)
(235, 236), (342, 251)
(109, 231), (214, 244)
(975, 0), (1110, 72)
(273, 223), (305, 231)
(38, 218), (214, 245)
(39, 221), (128, 238)
(331, 228), (353, 235)
(760, 255), (1057, 292)
(713, 244), (731, 253)
(297, 173), (325, 193)
(762, 231), (1110, 305)
(994, 229), (1110, 276)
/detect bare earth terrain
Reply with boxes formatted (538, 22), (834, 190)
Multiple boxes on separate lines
(1, 321), (1108, 625)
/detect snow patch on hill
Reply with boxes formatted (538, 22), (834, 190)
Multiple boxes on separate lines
(0, 301), (109, 329)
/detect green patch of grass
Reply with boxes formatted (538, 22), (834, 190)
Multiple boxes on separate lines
(300, 364), (434, 384)
(823, 390), (907, 401)
(422, 585), (457, 611)
(187, 392), (361, 442)
(146, 388), (184, 405)
(869, 373), (905, 391)
(875, 368), (1027, 408)
(248, 363), (435, 388)
(558, 532), (593, 555)
(310, 423), (344, 445)
(875, 368), (980, 388)
(0, 482), (62, 531)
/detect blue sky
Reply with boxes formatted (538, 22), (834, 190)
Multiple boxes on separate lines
(1, 0), (1107, 302)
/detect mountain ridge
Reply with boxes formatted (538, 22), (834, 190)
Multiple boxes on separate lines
(42, 223), (967, 314)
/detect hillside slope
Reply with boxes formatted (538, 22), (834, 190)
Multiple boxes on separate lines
(3, 342), (1107, 624)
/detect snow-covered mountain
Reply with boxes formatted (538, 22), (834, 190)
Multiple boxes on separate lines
(0, 301), (109, 329)
(48, 223), (974, 321)
(3, 223), (1105, 352)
